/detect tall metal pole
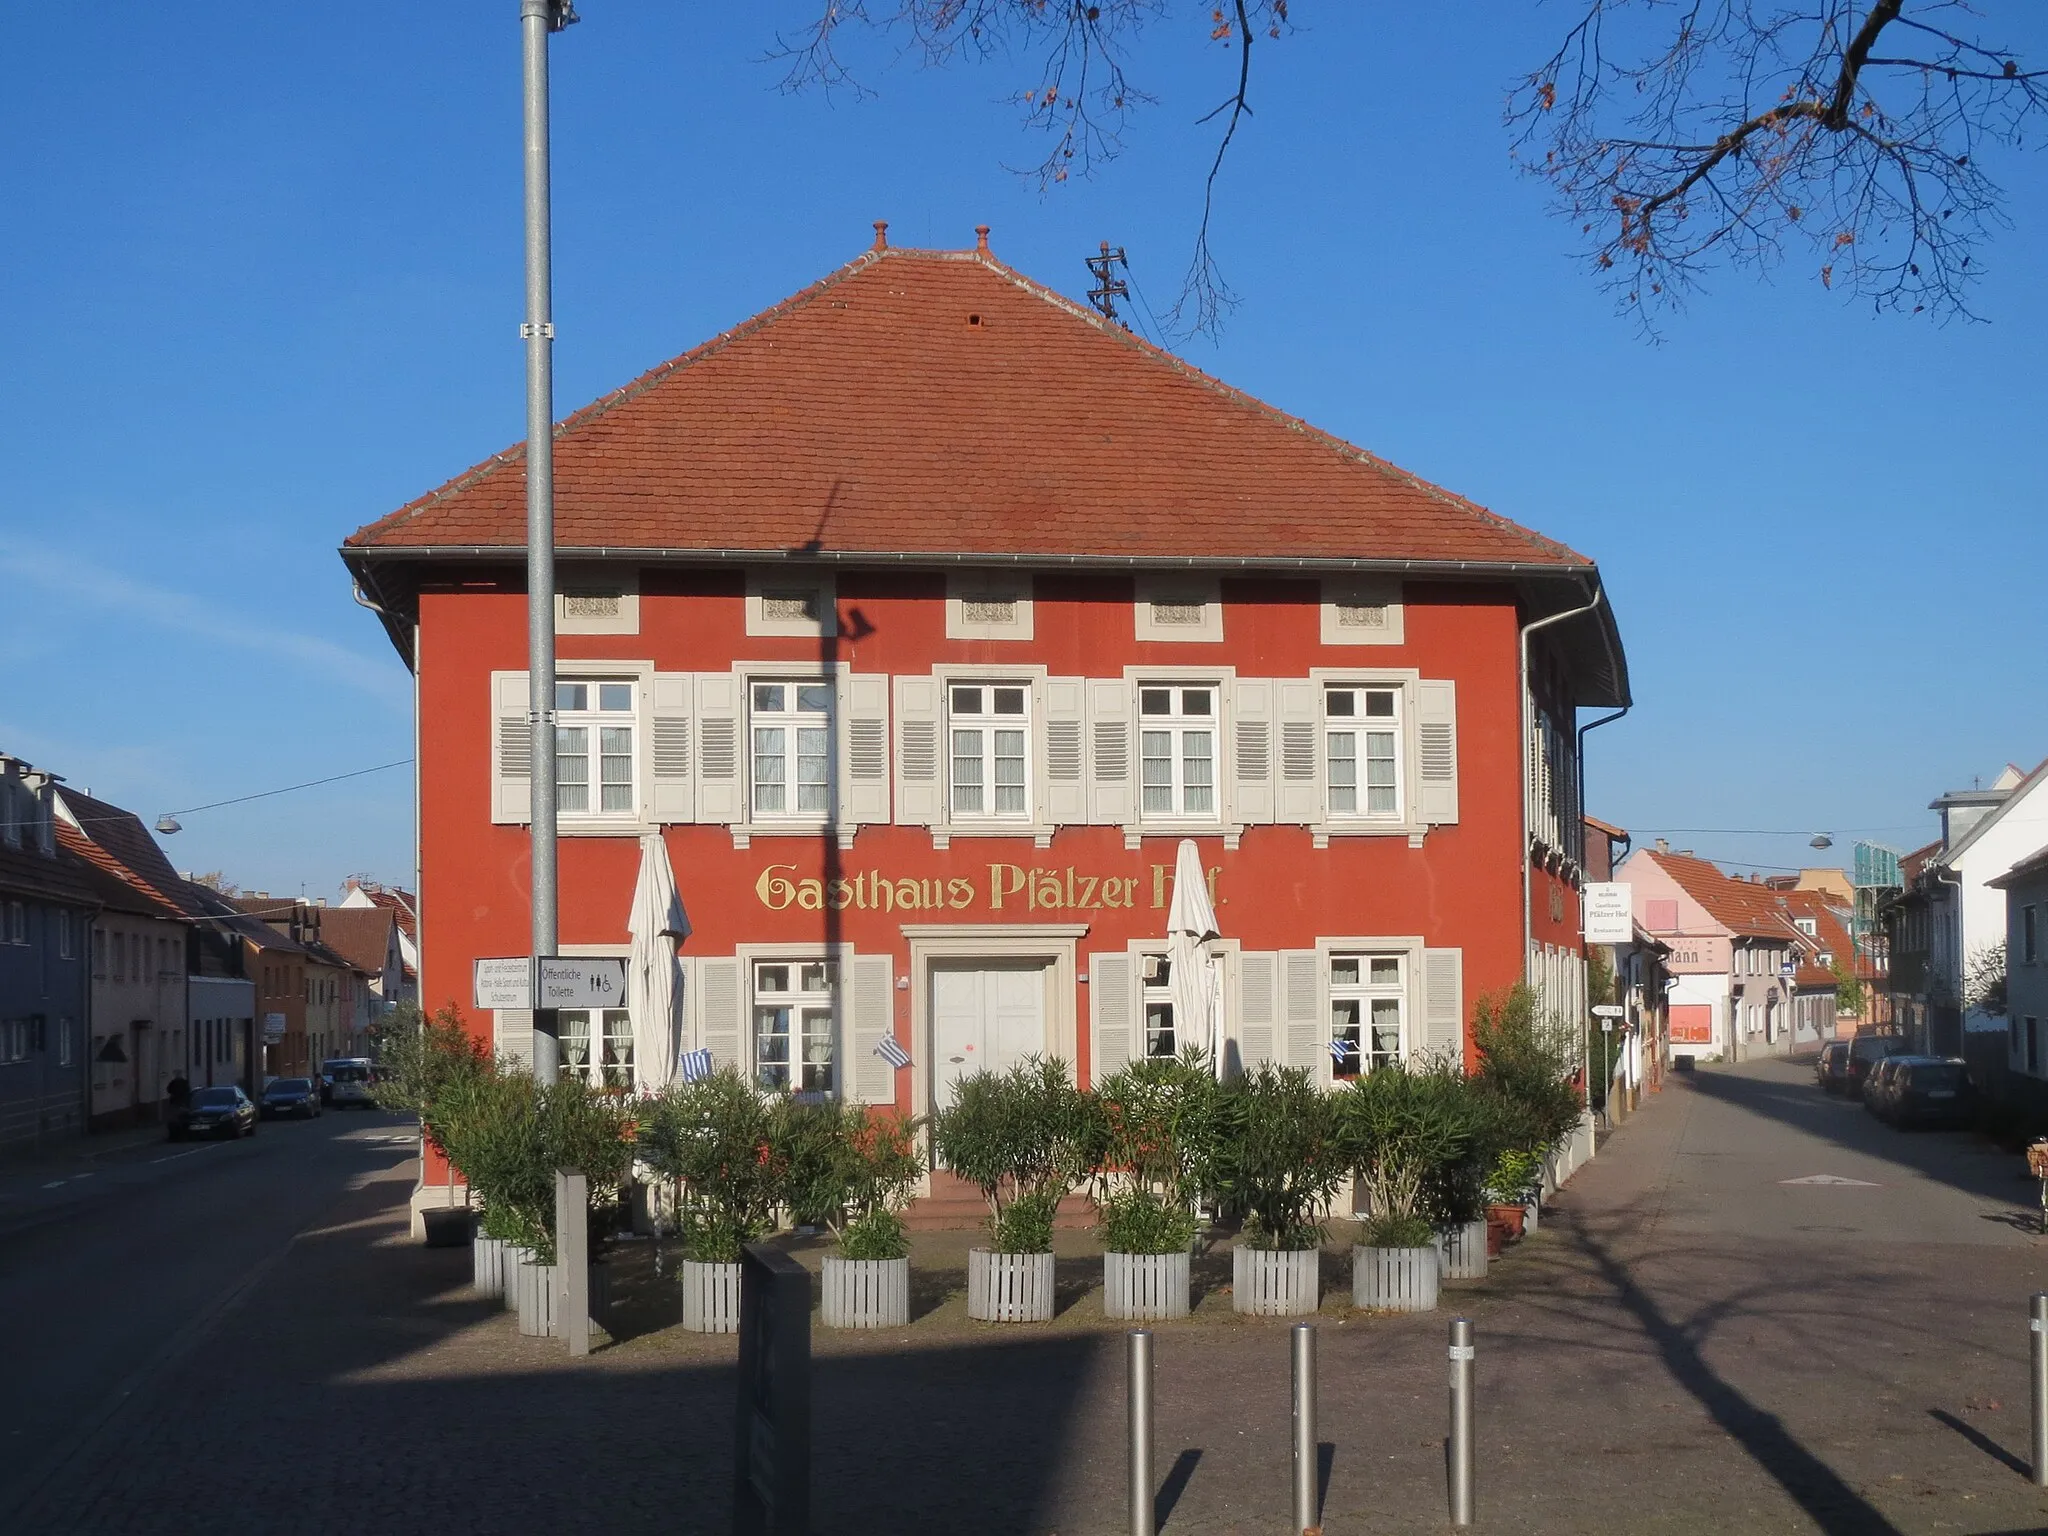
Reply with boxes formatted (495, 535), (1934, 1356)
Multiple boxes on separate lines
(1126, 1330), (1155, 1536)
(521, 0), (574, 1085)
(2030, 1292), (2048, 1487)
(1290, 1322), (1317, 1536)
(1448, 1317), (1476, 1526)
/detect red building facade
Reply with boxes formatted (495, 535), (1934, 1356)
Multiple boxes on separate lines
(344, 234), (1626, 1211)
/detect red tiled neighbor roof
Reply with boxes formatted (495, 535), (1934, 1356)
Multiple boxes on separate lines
(1652, 852), (1798, 939)
(346, 243), (1589, 572)
(318, 904), (397, 976)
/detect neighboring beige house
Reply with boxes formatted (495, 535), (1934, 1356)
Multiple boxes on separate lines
(320, 903), (411, 1020)
(340, 879), (417, 996)
(301, 933), (371, 1069)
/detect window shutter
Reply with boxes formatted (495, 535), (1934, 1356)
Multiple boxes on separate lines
(1422, 948), (1465, 1067)
(1236, 951), (1278, 1074)
(648, 672), (694, 824)
(893, 675), (944, 827)
(698, 956), (743, 1072)
(694, 673), (743, 824)
(1231, 678), (1275, 824)
(840, 673), (891, 827)
(1281, 949), (1323, 1082)
(493, 1009), (533, 1067)
(490, 671), (532, 825)
(1089, 952), (1134, 1085)
(848, 953), (895, 1104)
(1275, 680), (1322, 824)
(1042, 676), (1087, 825)
(1414, 679), (1459, 825)
(1087, 678), (1135, 826)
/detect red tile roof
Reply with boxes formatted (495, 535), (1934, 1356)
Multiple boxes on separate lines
(317, 904), (398, 976)
(1778, 889), (1856, 988)
(55, 823), (187, 921)
(347, 883), (416, 944)
(346, 244), (1590, 572)
(1650, 852), (1799, 939)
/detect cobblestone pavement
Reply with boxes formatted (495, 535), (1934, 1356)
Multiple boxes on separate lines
(15, 1060), (2048, 1534)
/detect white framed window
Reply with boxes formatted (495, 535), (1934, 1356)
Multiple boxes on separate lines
(2025, 905), (2038, 965)
(1794, 917), (1817, 937)
(1, 1019), (27, 1063)
(1139, 953), (1177, 1059)
(58, 1017), (73, 1068)
(949, 683), (1031, 820)
(1133, 575), (1223, 643)
(560, 1007), (633, 1087)
(1319, 577), (1405, 646)
(749, 679), (834, 819)
(1330, 952), (1405, 1078)
(946, 572), (1034, 641)
(1138, 684), (1218, 819)
(752, 959), (838, 1094)
(6, 902), (24, 946)
(56, 912), (72, 960)
(745, 569), (836, 639)
(1325, 685), (1401, 819)
(555, 679), (637, 817)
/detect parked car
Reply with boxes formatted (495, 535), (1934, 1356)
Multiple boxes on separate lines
(1861, 1056), (1908, 1118)
(1846, 1033), (1908, 1100)
(1889, 1059), (1977, 1130)
(1816, 1042), (1851, 1095)
(168, 1085), (258, 1141)
(260, 1077), (322, 1120)
(320, 1057), (376, 1108)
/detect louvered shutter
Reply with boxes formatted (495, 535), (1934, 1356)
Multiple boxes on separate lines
(1088, 678), (1136, 826)
(1089, 952), (1135, 1086)
(490, 671), (532, 825)
(648, 673), (694, 824)
(893, 676), (944, 826)
(840, 673), (891, 827)
(1236, 951), (1278, 1074)
(1276, 680), (1322, 824)
(1281, 948), (1326, 1083)
(1422, 948), (1465, 1067)
(848, 953), (895, 1104)
(695, 673), (743, 824)
(493, 1008), (533, 1067)
(1415, 679), (1459, 825)
(1042, 677), (1087, 825)
(698, 956), (743, 1071)
(1231, 678), (1275, 824)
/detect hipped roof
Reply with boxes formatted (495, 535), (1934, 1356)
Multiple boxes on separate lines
(344, 237), (1627, 706)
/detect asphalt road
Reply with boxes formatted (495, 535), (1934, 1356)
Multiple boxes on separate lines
(0, 1107), (417, 1525)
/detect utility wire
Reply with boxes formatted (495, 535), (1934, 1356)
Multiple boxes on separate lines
(164, 759), (413, 817)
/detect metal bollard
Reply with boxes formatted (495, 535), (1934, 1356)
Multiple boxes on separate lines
(2032, 1293), (2048, 1488)
(1291, 1322), (1318, 1535)
(1128, 1329), (1155, 1536)
(1448, 1317), (1475, 1526)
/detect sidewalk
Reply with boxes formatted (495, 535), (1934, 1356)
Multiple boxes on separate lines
(0, 1120), (187, 1234)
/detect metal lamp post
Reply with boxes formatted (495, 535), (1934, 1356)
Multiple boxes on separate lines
(521, 0), (576, 1084)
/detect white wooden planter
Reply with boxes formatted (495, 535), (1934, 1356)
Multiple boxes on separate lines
(1435, 1221), (1489, 1281)
(516, 1261), (557, 1337)
(821, 1256), (910, 1330)
(1523, 1199), (1540, 1233)
(1104, 1251), (1191, 1320)
(500, 1245), (535, 1311)
(473, 1236), (507, 1299)
(967, 1249), (1056, 1322)
(1231, 1246), (1320, 1316)
(681, 1258), (744, 1334)
(1353, 1245), (1441, 1312)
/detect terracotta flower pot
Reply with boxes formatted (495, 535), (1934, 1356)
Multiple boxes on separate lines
(1486, 1203), (1527, 1241)
(1484, 1220), (1506, 1258)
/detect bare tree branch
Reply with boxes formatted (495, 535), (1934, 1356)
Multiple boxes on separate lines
(1170, 0), (1257, 334)
(1509, 1), (2048, 332)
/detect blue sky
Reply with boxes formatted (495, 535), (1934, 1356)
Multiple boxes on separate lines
(3, 5), (2043, 894)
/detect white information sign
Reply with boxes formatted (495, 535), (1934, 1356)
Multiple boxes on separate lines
(536, 956), (628, 1010)
(473, 957), (533, 1011)
(1582, 882), (1634, 944)
(1592, 1004), (1626, 1018)
(262, 1012), (287, 1043)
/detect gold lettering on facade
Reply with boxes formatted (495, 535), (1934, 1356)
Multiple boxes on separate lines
(756, 861), (1218, 913)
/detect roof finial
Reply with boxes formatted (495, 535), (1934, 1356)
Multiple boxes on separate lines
(872, 220), (889, 251)
(975, 225), (991, 254)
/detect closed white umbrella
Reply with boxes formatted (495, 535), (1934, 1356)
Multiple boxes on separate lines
(627, 833), (692, 1091)
(1166, 839), (1222, 1073)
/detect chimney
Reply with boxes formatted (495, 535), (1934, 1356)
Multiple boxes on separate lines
(975, 224), (991, 254)
(872, 219), (888, 251)
(1655, 838), (1669, 855)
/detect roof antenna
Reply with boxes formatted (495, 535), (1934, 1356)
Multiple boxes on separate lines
(1086, 242), (1130, 329)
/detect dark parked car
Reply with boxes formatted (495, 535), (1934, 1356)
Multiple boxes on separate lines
(260, 1077), (322, 1120)
(1862, 1056), (1909, 1118)
(1816, 1042), (1851, 1094)
(168, 1085), (258, 1141)
(1889, 1059), (1977, 1129)
(1846, 1032), (1908, 1099)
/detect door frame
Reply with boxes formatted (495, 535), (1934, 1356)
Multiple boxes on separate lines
(900, 924), (1088, 1122)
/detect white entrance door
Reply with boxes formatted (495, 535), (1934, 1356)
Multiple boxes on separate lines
(930, 964), (1046, 1112)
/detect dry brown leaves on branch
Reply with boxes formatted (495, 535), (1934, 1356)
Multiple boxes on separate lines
(1507, 0), (2048, 330)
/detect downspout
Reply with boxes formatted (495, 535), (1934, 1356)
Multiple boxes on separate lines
(1519, 578), (1606, 985)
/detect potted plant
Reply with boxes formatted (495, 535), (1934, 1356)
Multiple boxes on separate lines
(930, 1058), (1091, 1323)
(1211, 1065), (1343, 1316)
(375, 1003), (494, 1257)
(1338, 1064), (1479, 1311)
(1471, 985), (1584, 1245)
(1090, 1053), (1217, 1320)
(636, 1066), (779, 1334)
(774, 1097), (927, 1329)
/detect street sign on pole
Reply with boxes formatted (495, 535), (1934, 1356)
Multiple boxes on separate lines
(536, 956), (627, 1009)
(1582, 883), (1633, 944)
(473, 957), (533, 1011)
(1592, 1004), (1626, 1018)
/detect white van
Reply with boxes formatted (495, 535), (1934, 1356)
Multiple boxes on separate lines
(321, 1057), (376, 1108)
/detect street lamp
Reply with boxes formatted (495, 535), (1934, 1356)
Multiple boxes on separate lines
(155, 815), (182, 835)
(1810, 832), (1835, 849)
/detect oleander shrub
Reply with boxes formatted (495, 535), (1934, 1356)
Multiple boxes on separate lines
(1211, 1065), (1344, 1252)
(1089, 1053), (1217, 1256)
(636, 1067), (778, 1264)
(930, 1057), (1092, 1255)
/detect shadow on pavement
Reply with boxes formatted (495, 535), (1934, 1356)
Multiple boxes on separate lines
(1928, 1407), (2030, 1480)
(1156, 1448), (1201, 1528)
